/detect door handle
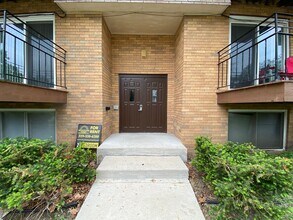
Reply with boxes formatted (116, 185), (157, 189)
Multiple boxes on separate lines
(138, 104), (143, 112)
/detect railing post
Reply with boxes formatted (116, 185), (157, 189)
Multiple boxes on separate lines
(64, 52), (66, 89)
(217, 52), (220, 89)
(274, 13), (278, 79)
(2, 10), (7, 80)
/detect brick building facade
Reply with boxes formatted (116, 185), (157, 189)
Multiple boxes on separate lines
(0, 0), (292, 155)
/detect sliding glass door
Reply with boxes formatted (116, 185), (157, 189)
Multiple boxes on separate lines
(27, 21), (54, 87)
(230, 24), (256, 88)
(0, 17), (54, 87)
(0, 23), (25, 83)
(230, 20), (287, 88)
(258, 26), (286, 84)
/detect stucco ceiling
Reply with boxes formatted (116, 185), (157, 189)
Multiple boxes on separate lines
(55, 2), (229, 35)
(103, 13), (183, 35)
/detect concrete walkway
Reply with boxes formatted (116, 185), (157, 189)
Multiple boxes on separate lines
(76, 133), (205, 220)
(97, 133), (187, 162)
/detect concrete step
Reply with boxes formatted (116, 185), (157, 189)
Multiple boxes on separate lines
(97, 133), (187, 162)
(97, 156), (188, 180)
(75, 180), (205, 220)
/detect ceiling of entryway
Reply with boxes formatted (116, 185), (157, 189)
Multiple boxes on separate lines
(55, 2), (229, 35)
(103, 12), (183, 35)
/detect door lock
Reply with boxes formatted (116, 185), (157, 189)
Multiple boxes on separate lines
(138, 104), (143, 112)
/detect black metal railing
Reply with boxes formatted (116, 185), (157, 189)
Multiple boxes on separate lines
(0, 10), (66, 89)
(218, 13), (293, 89)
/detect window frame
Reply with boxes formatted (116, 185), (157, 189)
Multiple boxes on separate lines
(228, 109), (288, 150)
(1, 13), (56, 86)
(228, 15), (290, 89)
(0, 109), (57, 142)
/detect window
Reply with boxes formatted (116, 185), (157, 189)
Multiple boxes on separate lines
(152, 89), (157, 103)
(0, 110), (55, 140)
(0, 15), (54, 87)
(230, 24), (256, 88)
(230, 17), (288, 88)
(3, 23), (24, 83)
(129, 89), (135, 102)
(228, 111), (286, 150)
(27, 21), (54, 87)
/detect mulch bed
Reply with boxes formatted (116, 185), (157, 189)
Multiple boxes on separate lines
(186, 161), (217, 220)
(2, 180), (94, 220)
(2, 161), (214, 220)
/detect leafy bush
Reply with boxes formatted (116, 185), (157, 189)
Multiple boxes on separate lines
(0, 137), (96, 211)
(274, 151), (293, 159)
(192, 137), (293, 220)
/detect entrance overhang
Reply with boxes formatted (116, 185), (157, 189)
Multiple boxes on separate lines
(55, 1), (230, 35)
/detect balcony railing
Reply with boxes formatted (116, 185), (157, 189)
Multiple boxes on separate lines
(218, 13), (293, 90)
(0, 10), (66, 89)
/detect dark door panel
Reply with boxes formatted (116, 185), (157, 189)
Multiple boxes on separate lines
(120, 77), (144, 132)
(145, 77), (167, 131)
(119, 75), (167, 132)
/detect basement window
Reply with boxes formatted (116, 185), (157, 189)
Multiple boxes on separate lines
(0, 110), (55, 141)
(228, 110), (286, 150)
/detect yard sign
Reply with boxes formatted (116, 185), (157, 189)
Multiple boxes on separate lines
(76, 124), (102, 148)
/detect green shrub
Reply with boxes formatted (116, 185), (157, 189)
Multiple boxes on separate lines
(274, 151), (293, 159)
(0, 138), (96, 211)
(192, 137), (293, 220)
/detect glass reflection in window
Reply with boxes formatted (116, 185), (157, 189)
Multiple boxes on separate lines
(152, 89), (157, 103)
(129, 89), (135, 102)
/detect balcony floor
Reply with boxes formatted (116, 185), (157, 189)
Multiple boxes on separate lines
(217, 81), (293, 104)
(0, 80), (67, 104)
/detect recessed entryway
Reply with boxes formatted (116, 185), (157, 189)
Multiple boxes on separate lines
(119, 74), (167, 132)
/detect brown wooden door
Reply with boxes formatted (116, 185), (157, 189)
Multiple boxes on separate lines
(119, 75), (167, 132)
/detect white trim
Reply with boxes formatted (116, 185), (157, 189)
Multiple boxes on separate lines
(256, 26), (260, 85)
(229, 109), (287, 113)
(227, 19), (231, 89)
(24, 112), (28, 138)
(54, 110), (57, 143)
(229, 15), (288, 25)
(5, 14), (54, 23)
(284, 27), (290, 66)
(228, 109), (287, 151)
(24, 25), (28, 84)
(53, 14), (56, 87)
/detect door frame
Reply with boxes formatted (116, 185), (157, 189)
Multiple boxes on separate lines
(119, 74), (168, 133)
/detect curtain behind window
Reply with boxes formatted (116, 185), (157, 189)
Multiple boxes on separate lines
(230, 24), (256, 88)
(27, 21), (53, 87)
(228, 112), (284, 149)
